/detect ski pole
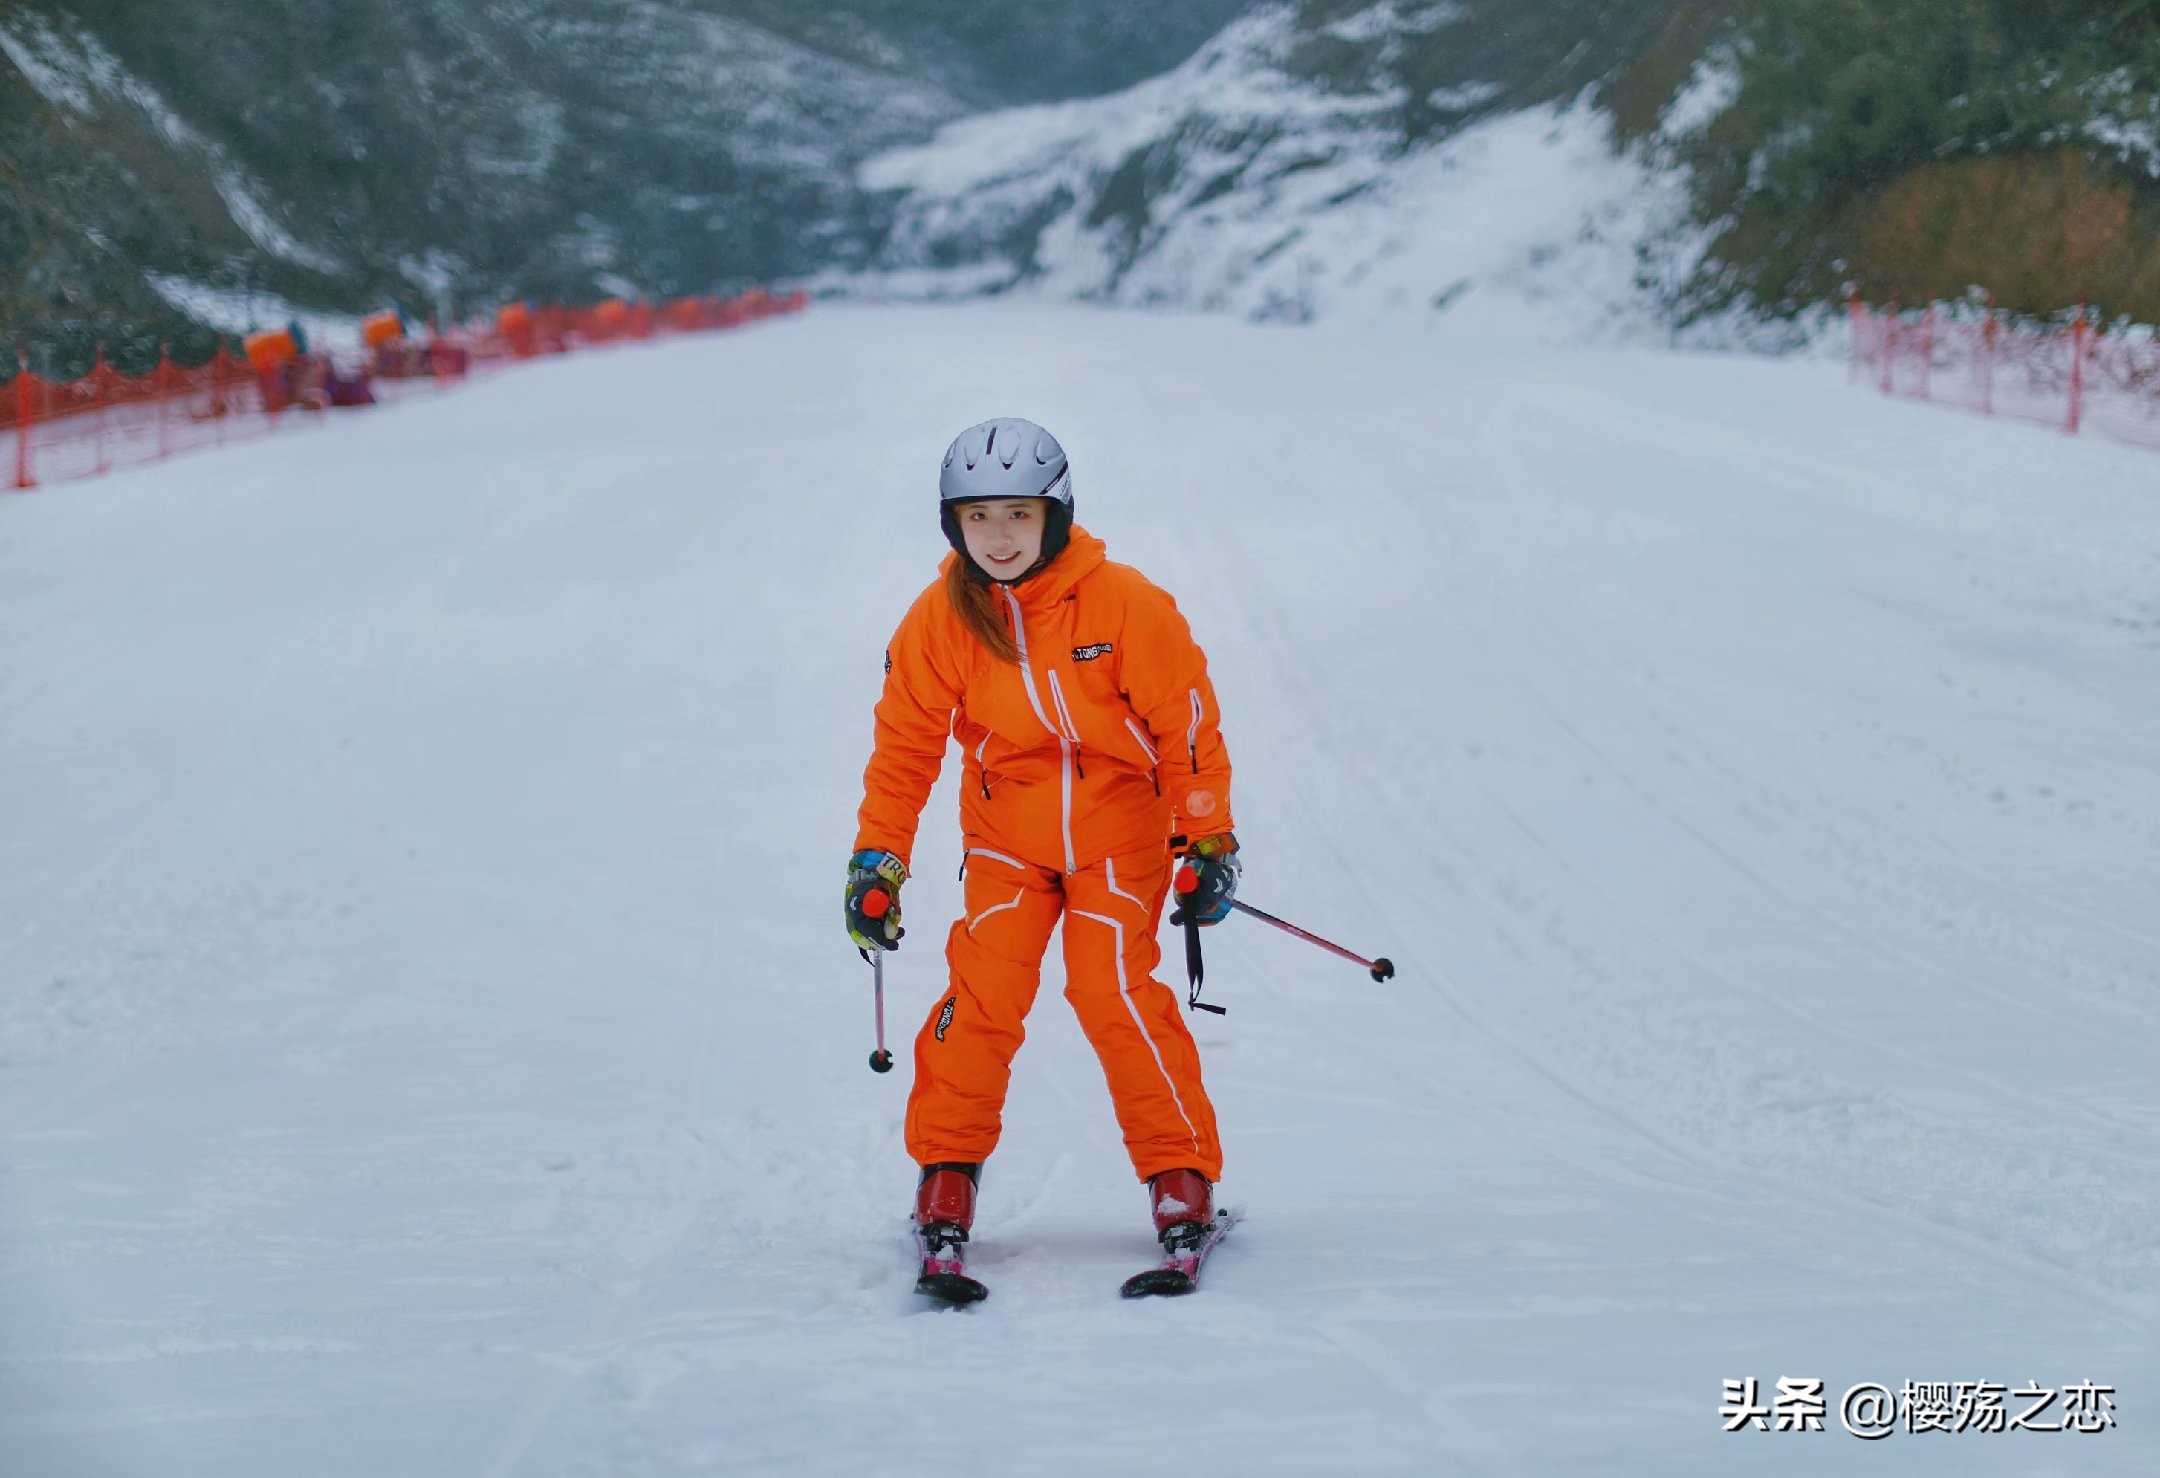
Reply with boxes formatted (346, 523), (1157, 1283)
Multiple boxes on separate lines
(1230, 899), (1395, 982)
(863, 887), (896, 1073)
(867, 947), (894, 1073)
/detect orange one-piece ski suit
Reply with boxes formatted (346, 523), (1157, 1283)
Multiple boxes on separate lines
(854, 525), (1230, 1183)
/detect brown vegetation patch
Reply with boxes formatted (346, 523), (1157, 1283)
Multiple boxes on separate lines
(1855, 152), (2160, 321)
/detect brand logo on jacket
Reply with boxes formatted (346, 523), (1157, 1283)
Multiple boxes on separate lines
(1071, 642), (1114, 662)
(934, 995), (957, 1041)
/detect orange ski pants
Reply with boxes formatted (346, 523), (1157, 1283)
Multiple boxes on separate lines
(905, 842), (1223, 1183)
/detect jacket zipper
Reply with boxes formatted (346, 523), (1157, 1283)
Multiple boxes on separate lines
(1045, 669), (1086, 778)
(1000, 586), (1076, 875)
(1187, 687), (1204, 772)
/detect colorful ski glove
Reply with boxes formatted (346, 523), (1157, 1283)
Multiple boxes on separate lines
(845, 849), (909, 952)
(1169, 832), (1241, 927)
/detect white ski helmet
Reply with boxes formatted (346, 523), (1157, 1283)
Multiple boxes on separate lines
(938, 418), (1074, 573)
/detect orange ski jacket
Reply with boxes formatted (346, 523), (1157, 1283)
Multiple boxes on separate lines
(854, 526), (1234, 875)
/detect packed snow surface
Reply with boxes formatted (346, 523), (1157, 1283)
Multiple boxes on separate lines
(2, 305), (2157, 1476)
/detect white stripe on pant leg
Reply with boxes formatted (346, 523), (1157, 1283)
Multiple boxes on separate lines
(1070, 908), (1200, 1153)
(1103, 857), (1145, 912)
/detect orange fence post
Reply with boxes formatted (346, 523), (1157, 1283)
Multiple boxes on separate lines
(213, 343), (230, 444)
(1917, 303), (1934, 402)
(1847, 290), (1861, 384)
(94, 343), (110, 475)
(2067, 301), (2088, 436)
(13, 351), (35, 490)
(156, 343), (171, 459)
(1881, 301), (1898, 395)
(1979, 295), (1995, 418)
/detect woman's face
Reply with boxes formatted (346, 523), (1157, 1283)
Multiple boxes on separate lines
(957, 498), (1048, 580)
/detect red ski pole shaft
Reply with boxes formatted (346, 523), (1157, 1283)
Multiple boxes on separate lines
(1229, 900), (1395, 981)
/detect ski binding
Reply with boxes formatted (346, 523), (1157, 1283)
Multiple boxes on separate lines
(914, 1223), (987, 1306)
(1121, 1209), (1239, 1298)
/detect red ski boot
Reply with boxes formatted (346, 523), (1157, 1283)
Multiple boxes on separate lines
(1124, 1168), (1237, 1298)
(1148, 1167), (1214, 1251)
(913, 1163), (986, 1305)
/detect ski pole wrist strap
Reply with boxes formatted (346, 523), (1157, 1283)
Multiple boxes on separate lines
(1184, 912), (1224, 1015)
(1173, 833), (1228, 1015)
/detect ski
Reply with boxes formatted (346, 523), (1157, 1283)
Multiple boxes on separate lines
(914, 1224), (987, 1306)
(1120, 1209), (1240, 1298)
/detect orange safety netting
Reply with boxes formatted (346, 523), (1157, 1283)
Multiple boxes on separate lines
(2, 347), (266, 489)
(483, 288), (805, 361)
(1849, 296), (2160, 452)
(3, 287), (810, 490)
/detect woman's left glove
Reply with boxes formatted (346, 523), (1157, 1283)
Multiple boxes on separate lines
(845, 849), (909, 952)
(1170, 832), (1240, 927)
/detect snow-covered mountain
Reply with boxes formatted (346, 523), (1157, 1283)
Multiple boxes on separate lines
(12, 1), (2156, 365)
(0, 1), (1253, 367)
(4, 0), (1722, 369)
(845, 0), (1712, 336)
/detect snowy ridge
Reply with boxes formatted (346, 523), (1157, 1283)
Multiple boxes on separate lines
(141, 276), (365, 354)
(0, 12), (344, 274)
(844, 4), (1708, 339)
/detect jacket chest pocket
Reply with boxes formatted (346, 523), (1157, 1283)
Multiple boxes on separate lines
(1059, 657), (1113, 733)
(1058, 653), (1162, 772)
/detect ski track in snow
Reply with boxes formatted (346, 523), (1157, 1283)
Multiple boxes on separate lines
(1, 305), (2155, 1476)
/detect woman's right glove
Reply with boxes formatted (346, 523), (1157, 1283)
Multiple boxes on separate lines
(845, 849), (909, 952)
(1170, 832), (1240, 927)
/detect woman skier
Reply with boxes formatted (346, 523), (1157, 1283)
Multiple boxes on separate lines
(845, 416), (1241, 1295)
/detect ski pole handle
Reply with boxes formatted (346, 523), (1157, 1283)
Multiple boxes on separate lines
(867, 947), (894, 1073)
(1230, 899), (1395, 982)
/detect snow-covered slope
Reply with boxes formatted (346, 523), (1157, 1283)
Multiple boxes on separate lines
(847, 1), (1708, 336)
(2, 306), (2157, 1475)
